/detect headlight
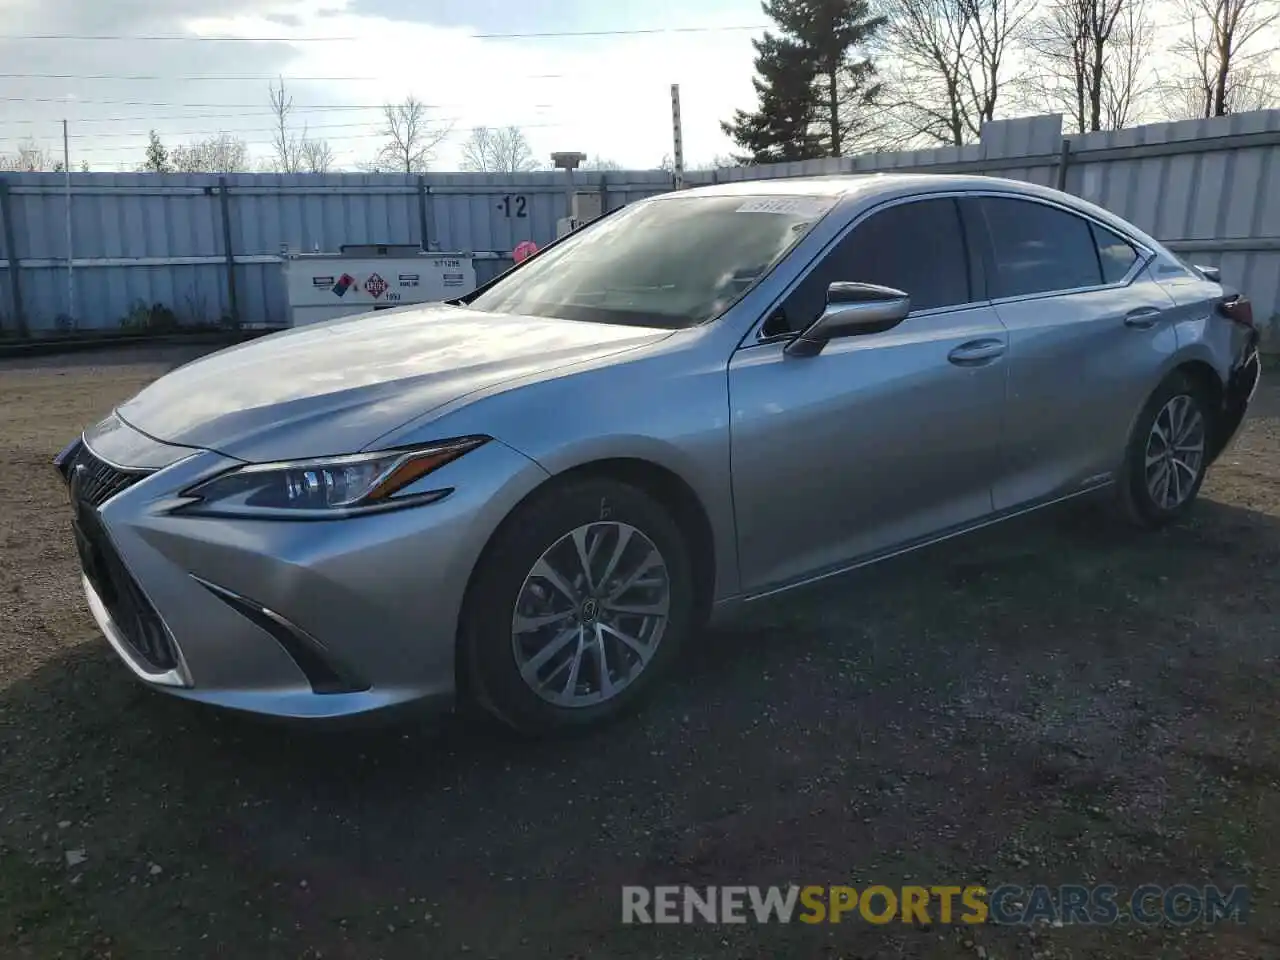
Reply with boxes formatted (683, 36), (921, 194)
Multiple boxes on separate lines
(176, 436), (489, 519)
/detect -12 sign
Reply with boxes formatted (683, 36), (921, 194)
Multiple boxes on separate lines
(498, 195), (528, 219)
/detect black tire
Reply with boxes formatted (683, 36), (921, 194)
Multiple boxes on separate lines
(1116, 371), (1213, 529)
(460, 477), (694, 736)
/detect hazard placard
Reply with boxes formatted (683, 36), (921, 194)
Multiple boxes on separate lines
(364, 273), (389, 299)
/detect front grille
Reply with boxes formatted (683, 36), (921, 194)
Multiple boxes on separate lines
(63, 443), (177, 673)
(73, 506), (178, 672)
(64, 441), (150, 508)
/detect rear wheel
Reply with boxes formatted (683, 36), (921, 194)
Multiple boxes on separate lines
(1117, 372), (1212, 528)
(461, 478), (694, 736)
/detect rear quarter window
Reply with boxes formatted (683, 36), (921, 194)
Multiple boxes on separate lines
(1090, 222), (1140, 283)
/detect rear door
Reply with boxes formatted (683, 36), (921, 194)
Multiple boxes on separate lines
(966, 194), (1181, 511)
(728, 195), (1010, 595)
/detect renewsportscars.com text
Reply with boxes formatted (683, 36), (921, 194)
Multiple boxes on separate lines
(621, 884), (1250, 926)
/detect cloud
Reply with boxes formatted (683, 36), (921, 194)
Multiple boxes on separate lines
(0, 0), (763, 172)
(341, 0), (750, 33)
(192, 0), (763, 169)
(341, 0), (623, 32)
(0, 0), (305, 169)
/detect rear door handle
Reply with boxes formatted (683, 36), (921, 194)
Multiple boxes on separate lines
(948, 338), (1007, 365)
(1124, 307), (1163, 329)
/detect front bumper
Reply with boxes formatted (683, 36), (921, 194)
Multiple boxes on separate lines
(55, 418), (549, 721)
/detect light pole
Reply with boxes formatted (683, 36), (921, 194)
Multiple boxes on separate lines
(551, 151), (586, 227)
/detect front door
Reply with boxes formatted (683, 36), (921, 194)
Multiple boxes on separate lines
(728, 196), (1010, 595)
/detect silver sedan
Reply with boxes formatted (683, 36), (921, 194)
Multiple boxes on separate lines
(55, 174), (1262, 734)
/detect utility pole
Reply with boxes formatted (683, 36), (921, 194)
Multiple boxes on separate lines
(670, 84), (685, 190)
(62, 118), (75, 329)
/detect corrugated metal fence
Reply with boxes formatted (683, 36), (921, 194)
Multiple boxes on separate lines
(0, 167), (676, 335)
(2, 110), (1278, 339)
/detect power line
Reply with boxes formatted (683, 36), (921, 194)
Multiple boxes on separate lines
(2, 105), (558, 124)
(68, 122), (432, 141)
(0, 72), (565, 81)
(63, 118), (570, 141)
(36, 121), (573, 155)
(0, 25), (767, 42)
(0, 98), (462, 109)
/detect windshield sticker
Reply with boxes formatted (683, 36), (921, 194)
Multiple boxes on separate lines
(736, 197), (832, 217)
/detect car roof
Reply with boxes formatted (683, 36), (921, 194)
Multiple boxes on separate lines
(652, 172), (1167, 254)
(665, 172), (1049, 201)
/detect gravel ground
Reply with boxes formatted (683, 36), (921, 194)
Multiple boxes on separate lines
(2, 347), (1279, 959)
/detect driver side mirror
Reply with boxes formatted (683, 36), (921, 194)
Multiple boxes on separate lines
(783, 282), (911, 358)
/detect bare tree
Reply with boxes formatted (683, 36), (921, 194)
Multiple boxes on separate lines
(169, 134), (251, 173)
(268, 76), (305, 174)
(878, 0), (1034, 146)
(0, 140), (59, 171)
(266, 77), (336, 173)
(1160, 61), (1280, 117)
(1018, 0), (1156, 133)
(1102, 0), (1157, 128)
(579, 155), (623, 171)
(1219, 62), (1280, 111)
(374, 96), (453, 173)
(1164, 0), (1280, 118)
(459, 126), (540, 172)
(300, 138), (335, 173)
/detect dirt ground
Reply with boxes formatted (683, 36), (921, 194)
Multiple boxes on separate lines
(1, 346), (1279, 960)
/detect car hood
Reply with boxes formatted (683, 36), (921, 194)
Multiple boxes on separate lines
(115, 304), (674, 462)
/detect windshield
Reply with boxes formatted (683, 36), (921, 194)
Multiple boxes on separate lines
(467, 194), (834, 329)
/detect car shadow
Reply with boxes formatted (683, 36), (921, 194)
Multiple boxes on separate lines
(8, 494), (1279, 786)
(4, 495), (1280, 956)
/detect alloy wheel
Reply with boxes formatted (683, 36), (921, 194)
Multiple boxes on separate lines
(1144, 393), (1205, 510)
(511, 522), (671, 708)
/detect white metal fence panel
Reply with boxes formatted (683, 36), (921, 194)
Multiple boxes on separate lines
(1, 111), (1278, 340)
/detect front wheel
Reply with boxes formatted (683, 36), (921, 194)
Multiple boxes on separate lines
(461, 478), (694, 736)
(1117, 372), (1212, 528)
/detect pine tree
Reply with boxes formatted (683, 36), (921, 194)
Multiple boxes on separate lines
(796, 0), (887, 157)
(722, 33), (825, 163)
(723, 0), (887, 163)
(143, 130), (170, 173)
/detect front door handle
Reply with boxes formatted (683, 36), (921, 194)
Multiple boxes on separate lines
(948, 338), (1007, 365)
(1124, 307), (1163, 329)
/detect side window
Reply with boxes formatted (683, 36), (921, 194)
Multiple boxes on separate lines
(980, 197), (1102, 298)
(772, 198), (971, 333)
(1091, 222), (1140, 283)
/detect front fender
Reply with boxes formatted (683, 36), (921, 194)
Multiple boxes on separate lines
(373, 345), (742, 602)
(522, 433), (741, 603)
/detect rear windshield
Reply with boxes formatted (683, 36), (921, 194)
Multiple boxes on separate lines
(467, 194), (834, 329)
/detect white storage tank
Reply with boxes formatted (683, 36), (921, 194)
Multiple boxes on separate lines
(280, 244), (477, 327)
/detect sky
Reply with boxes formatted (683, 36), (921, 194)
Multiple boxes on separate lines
(0, 0), (770, 171)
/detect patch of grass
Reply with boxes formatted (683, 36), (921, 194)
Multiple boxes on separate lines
(118, 300), (179, 332)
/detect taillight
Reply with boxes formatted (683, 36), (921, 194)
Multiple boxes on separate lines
(1218, 295), (1255, 330)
